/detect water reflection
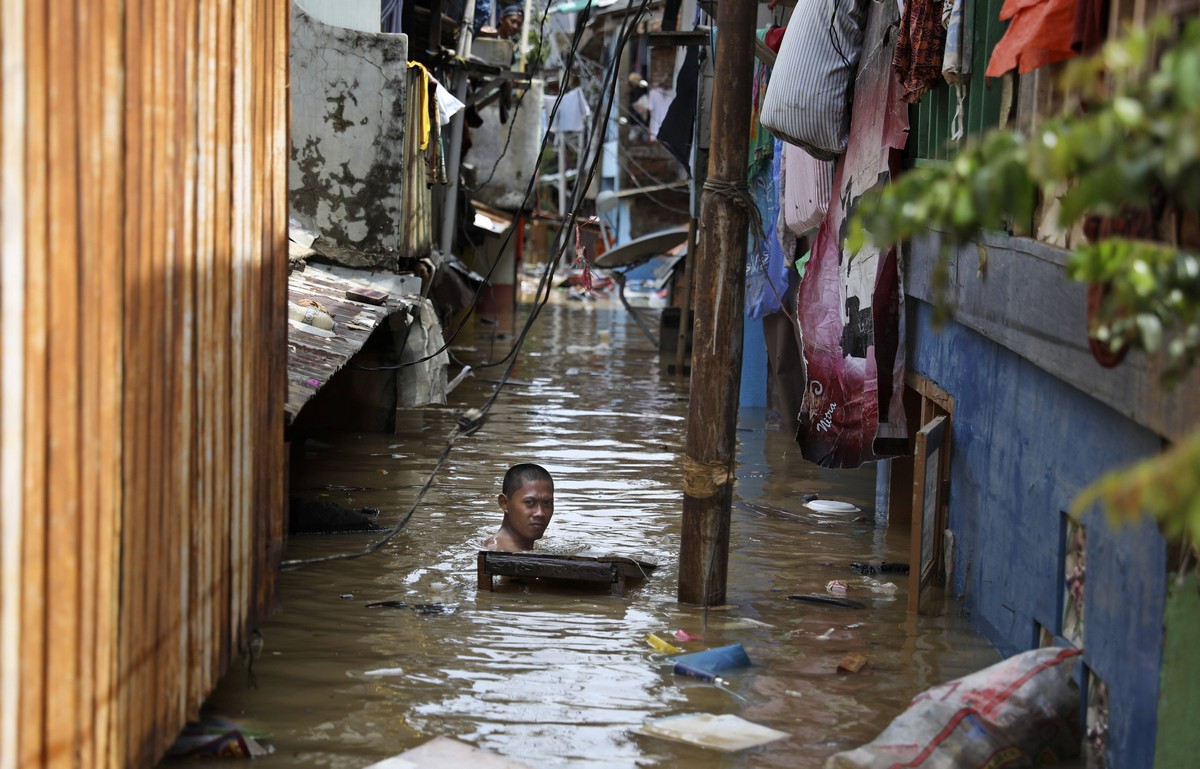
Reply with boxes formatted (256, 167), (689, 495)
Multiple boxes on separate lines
(174, 299), (997, 769)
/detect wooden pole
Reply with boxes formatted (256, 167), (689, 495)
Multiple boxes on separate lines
(677, 1), (757, 605)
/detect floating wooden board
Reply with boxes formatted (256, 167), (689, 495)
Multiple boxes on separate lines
(477, 551), (657, 596)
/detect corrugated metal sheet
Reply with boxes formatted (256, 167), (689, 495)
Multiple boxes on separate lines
(286, 264), (432, 422)
(0, 0), (288, 767)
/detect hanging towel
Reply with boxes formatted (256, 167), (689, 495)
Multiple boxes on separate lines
(407, 62), (433, 150)
(892, 0), (947, 104)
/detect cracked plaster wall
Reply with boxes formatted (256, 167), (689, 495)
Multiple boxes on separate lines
(291, 2), (408, 264)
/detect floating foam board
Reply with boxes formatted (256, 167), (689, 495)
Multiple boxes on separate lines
(633, 713), (789, 752)
(363, 737), (534, 769)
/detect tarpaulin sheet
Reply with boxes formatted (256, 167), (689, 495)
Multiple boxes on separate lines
(794, 0), (909, 468)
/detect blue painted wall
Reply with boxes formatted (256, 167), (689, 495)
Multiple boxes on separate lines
(741, 314), (767, 409)
(908, 299), (1167, 769)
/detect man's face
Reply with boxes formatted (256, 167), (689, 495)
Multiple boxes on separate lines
(498, 12), (522, 39)
(499, 478), (554, 544)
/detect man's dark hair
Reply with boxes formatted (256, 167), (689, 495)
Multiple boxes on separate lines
(502, 463), (552, 496)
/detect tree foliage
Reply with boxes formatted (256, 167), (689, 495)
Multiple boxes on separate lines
(848, 17), (1200, 547)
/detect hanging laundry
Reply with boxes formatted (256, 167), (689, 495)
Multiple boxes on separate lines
(985, 0), (1078, 77)
(745, 139), (792, 320)
(656, 46), (701, 173)
(941, 0), (972, 140)
(747, 31), (775, 182)
(551, 87), (591, 134)
(892, 0), (947, 104)
(407, 62), (433, 150)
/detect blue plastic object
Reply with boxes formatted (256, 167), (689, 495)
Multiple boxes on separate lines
(671, 644), (752, 681)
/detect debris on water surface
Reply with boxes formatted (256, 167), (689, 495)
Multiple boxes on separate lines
(364, 601), (457, 615)
(837, 653), (869, 674)
(850, 561), (910, 576)
(633, 713), (789, 752)
(826, 580), (849, 594)
(362, 667), (406, 677)
(672, 629), (700, 642)
(671, 644), (752, 681)
(165, 715), (274, 759)
(364, 736), (535, 768)
(645, 633), (683, 654)
(789, 594), (867, 609)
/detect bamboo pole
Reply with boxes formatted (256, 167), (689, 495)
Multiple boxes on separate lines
(677, 0), (756, 605)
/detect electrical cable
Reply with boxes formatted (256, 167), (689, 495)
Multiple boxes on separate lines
(283, 0), (653, 570)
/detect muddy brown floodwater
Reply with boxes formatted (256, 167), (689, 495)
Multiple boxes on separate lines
(175, 296), (999, 769)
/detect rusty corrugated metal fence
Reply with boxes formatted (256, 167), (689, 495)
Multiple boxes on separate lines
(1, 1), (288, 767)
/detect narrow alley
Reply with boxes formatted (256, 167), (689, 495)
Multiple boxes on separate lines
(179, 297), (997, 768)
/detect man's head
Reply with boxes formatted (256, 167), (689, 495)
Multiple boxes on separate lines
(498, 463), (554, 549)
(497, 4), (523, 39)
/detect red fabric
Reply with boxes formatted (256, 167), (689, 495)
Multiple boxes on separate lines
(985, 0), (1079, 77)
(765, 25), (786, 53)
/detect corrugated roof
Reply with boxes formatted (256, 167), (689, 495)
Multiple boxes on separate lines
(285, 264), (422, 424)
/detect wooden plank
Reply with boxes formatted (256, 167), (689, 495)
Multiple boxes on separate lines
(94, 0), (125, 763)
(193, 0), (218, 702)
(479, 552), (627, 595)
(74, 1), (105, 765)
(175, 0), (200, 726)
(1, 1), (30, 766)
(159, 0), (185, 744)
(908, 416), (948, 613)
(213, 0), (234, 681)
(266, 0), (290, 616)
(143, 0), (169, 756)
(45, 0), (84, 763)
(907, 232), (1200, 442)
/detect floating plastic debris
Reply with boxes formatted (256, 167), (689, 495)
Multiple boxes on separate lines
(645, 633), (683, 654)
(826, 580), (848, 594)
(804, 499), (862, 513)
(671, 644), (752, 681)
(363, 667), (406, 677)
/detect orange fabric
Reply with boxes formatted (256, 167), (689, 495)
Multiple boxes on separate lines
(984, 0), (1079, 77)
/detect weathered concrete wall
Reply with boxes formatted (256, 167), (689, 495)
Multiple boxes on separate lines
(297, 0), (381, 33)
(908, 297), (1167, 769)
(470, 79), (544, 212)
(290, 3), (408, 263)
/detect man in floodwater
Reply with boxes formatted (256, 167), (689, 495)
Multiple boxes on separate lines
(486, 463), (554, 552)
